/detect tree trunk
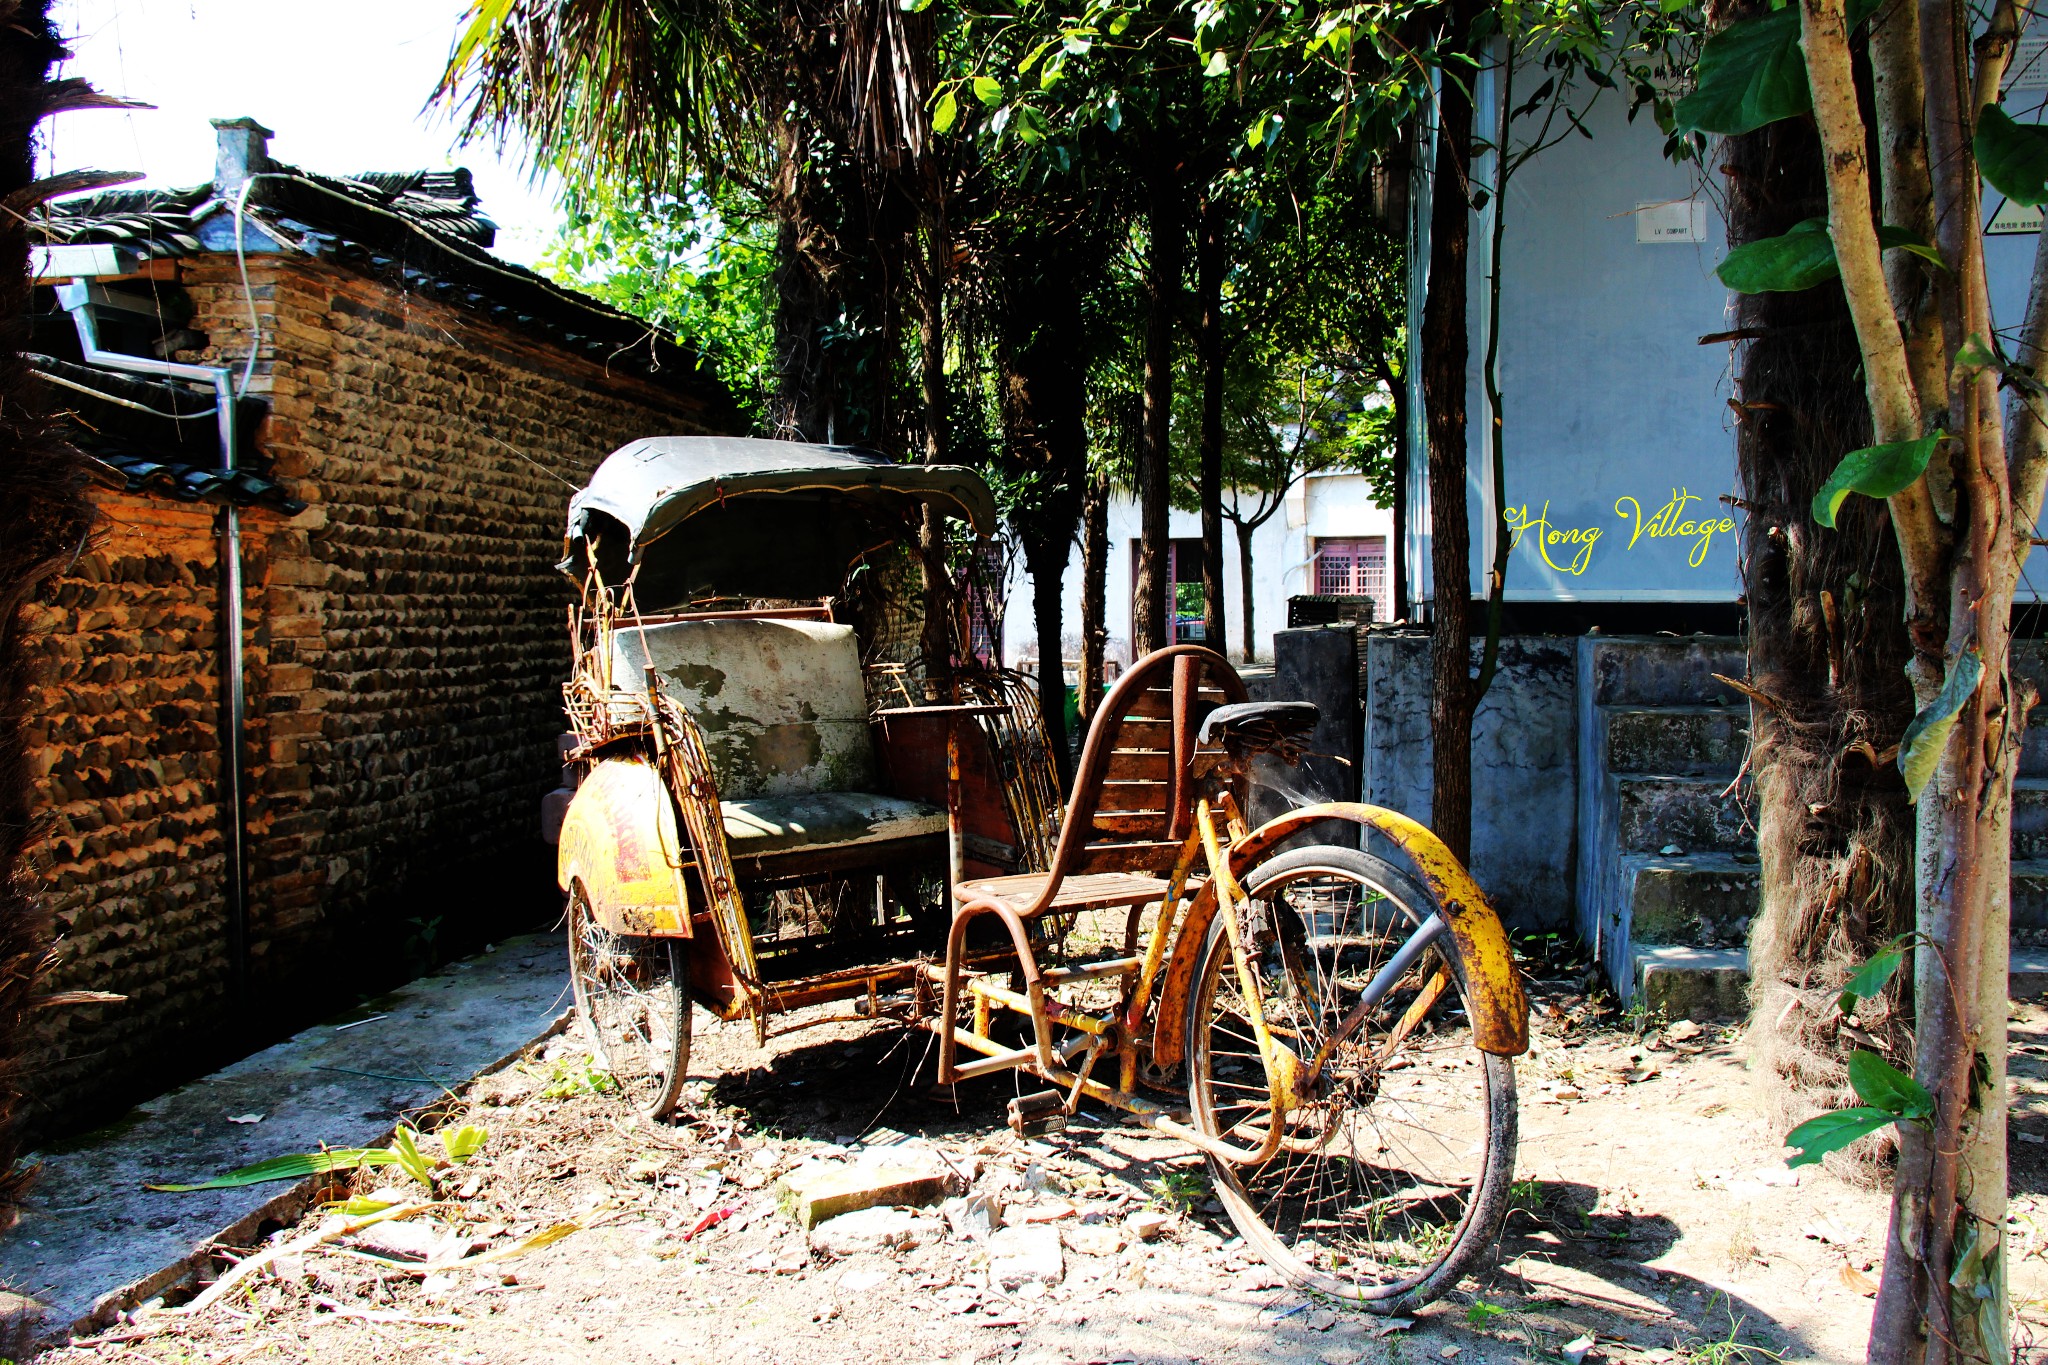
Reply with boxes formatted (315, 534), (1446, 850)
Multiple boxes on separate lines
(1196, 194), (1227, 654)
(1236, 520), (1257, 663)
(0, 0), (92, 1227)
(1419, 0), (1480, 863)
(1718, 61), (1917, 1162)
(1134, 159), (1181, 657)
(1079, 470), (1108, 723)
(1023, 533), (1072, 782)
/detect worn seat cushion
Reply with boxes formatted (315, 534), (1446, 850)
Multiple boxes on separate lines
(720, 791), (946, 858)
(611, 618), (874, 800)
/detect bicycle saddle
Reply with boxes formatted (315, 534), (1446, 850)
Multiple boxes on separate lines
(1198, 700), (1321, 757)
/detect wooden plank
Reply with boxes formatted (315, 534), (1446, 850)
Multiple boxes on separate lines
(1071, 841), (1182, 874)
(1124, 687), (1230, 720)
(1103, 749), (1172, 783)
(1088, 811), (1168, 839)
(1097, 780), (1168, 812)
(957, 870), (1169, 912)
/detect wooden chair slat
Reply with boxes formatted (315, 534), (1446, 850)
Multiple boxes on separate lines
(1103, 750), (1172, 783)
(1097, 780), (1168, 812)
(1072, 841), (1185, 874)
(1125, 687), (1231, 720)
(1088, 811), (1169, 839)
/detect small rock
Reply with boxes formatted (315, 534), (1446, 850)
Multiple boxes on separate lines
(1659, 844), (1685, 856)
(1439, 1348), (1462, 1360)
(1321, 1351), (1364, 1365)
(836, 1267), (890, 1293)
(419, 1273), (458, 1300)
(1126, 1210), (1172, 1241)
(1009, 1199), (1078, 1224)
(1061, 1224), (1126, 1257)
(987, 1224), (1065, 1288)
(1562, 1333), (1596, 1364)
(1663, 1019), (1705, 1043)
(227, 1113), (263, 1125)
(809, 1206), (929, 1257)
(943, 1192), (1003, 1241)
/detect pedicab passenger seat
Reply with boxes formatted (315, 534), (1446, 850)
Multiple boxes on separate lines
(610, 617), (946, 876)
(953, 645), (1249, 921)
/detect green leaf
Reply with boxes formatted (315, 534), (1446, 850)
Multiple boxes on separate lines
(1672, 6), (1808, 135)
(389, 1125), (438, 1189)
(1717, 217), (1836, 293)
(326, 1196), (397, 1216)
(973, 76), (1003, 107)
(1838, 947), (1904, 1014)
(147, 1148), (397, 1192)
(439, 1124), (489, 1164)
(1811, 434), (1941, 527)
(1899, 647), (1985, 803)
(1848, 1049), (1935, 1119)
(1877, 224), (1945, 268)
(1785, 1106), (1899, 1167)
(1247, 115), (1267, 148)
(1108, 10), (1130, 34)
(932, 88), (959, 135)
(1676, 0), (1878, 135)
(1977, 104), (2048, 207)
(1203, 49), (1229, 77)
(1955, 332), (2001, 381)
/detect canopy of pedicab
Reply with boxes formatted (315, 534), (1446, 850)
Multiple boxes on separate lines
(561, 436), (998, 607)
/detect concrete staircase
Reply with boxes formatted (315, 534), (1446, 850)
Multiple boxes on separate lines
(1575, 636), (2048, 1019)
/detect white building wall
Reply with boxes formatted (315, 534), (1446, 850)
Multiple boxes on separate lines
(998, 472), (1395, 669)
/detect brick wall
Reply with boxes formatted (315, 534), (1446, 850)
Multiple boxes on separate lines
(24, 255), (725, 1133)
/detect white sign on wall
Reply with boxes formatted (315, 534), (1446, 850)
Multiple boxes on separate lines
(1635, 199), (1709, 244)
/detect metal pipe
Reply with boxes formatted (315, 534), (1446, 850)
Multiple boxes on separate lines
(57, 281), (248, 1003)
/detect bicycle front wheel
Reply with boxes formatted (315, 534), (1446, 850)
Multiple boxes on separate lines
(1184, 844), (1517, 1311)
(567, 882), (691, 1121)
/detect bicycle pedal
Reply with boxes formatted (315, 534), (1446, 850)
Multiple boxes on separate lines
(1006, 1090), (1068, 1138)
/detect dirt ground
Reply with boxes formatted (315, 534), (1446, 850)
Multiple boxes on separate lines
(34, 964), (2048, 1365)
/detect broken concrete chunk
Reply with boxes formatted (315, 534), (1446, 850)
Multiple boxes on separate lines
(776, 1153), (966, 1229)
(809, 1206), (931, 1257)
(942, 1192), (1002, 1241)
(1126, 1210), (1172, 1241)
(987, 1223), (1065, 1289)
(1060, 1223), (1126, 1257)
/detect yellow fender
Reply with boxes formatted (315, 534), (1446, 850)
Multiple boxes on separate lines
(1177, 802), (1528, 1057)
(556, 757), (691, 936)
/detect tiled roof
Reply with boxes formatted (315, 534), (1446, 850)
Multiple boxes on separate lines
(30, 353), (303, 514)
(36, 164), (738, 424)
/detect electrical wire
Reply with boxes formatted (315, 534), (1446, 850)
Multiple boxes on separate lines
(231, 178), (261, 398)
(36, 366), (218, 419)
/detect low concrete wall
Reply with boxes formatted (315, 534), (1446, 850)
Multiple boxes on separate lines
(1363, 632), (1577, 933)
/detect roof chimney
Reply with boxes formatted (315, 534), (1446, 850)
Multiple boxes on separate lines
(211, 117), (274, 195)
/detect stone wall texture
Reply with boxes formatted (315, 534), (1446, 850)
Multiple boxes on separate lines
(24, 255), (726, 1134)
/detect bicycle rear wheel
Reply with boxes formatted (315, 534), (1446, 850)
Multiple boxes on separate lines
(567, 883), (692, 1121)
(1184, 844), (1516, 1310)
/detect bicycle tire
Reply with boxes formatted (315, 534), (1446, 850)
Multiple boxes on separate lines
(567, 882), (692, 1121)
(1184, 843), (1517, 1311)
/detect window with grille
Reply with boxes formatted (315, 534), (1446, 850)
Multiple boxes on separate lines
(1315, 537), (1387, 606)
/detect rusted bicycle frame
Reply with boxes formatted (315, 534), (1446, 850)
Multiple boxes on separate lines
(917, 645), (1529, 1161)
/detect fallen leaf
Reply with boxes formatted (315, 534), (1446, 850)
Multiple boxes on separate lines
(226, 1114), (264, 1125)
(1562, 1333), (1596, 1364)
(1370, 1316), (1416, 1338)
(682, 1205), (739, 1241)
(1439, 1348), (1462, 1360)
(1841, 1262), (1879, 1296)
(1664, 1020), (1705, 1043)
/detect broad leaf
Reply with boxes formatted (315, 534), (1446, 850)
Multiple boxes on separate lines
(1848, 1049), (1935, 1119)
(1675, 0), (1878, 135)
(1785, 1106), (1898, 1167)
(932, 89), (958, 135)
(1811, 434), (1941, 527)
(1838, 947), (1904, 1014)
(147, 1148), (396, 1192)
(1721, 220), (1944, 294)
(1717, 218), (1835, 292)
(1899, 647), (1985, 802)
(1977, 104), (2048, 207)
(972, 76), (1003, 107)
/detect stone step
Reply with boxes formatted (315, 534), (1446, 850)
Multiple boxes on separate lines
(1603, 706), (1750, 778)
(1622, 852), (1760, 948)
(1632, 946), (2048, 1021)
(1579, 635), (1748, 708)
(1614, 774), (1754, 855)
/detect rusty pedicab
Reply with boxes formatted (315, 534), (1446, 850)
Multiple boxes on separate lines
(550, 436), (1530, 1311)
